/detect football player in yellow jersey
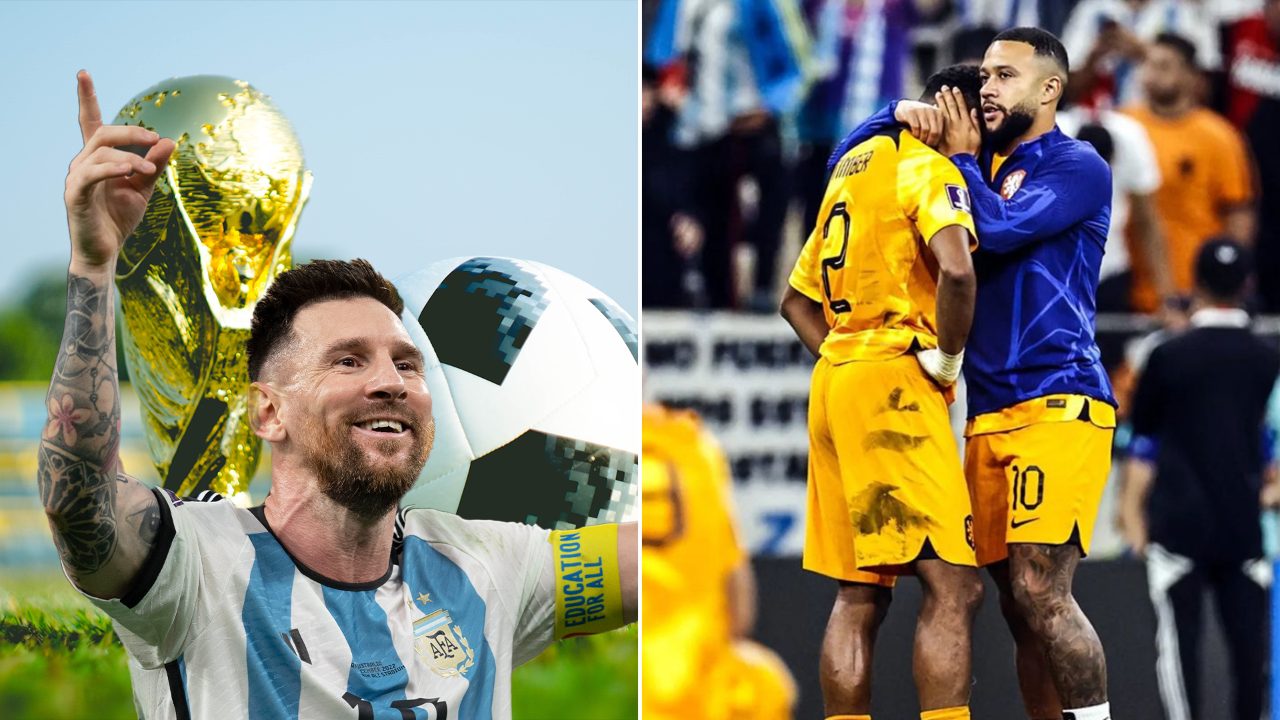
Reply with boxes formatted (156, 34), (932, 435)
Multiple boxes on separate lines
(641, 403), (797, 720)
(780, 65), (984, 720)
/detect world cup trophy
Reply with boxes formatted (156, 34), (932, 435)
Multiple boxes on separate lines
(113, 76), (312, 502)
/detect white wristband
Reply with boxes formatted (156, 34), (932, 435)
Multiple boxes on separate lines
(935, 348), (963, 380)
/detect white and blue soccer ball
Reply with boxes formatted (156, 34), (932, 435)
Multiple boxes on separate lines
(394, 257), (638, 530)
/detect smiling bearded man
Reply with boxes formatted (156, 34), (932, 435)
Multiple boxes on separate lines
(246, 262), (439, 523)
(38, 70), (636, 720)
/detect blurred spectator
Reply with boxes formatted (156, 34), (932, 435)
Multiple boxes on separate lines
(1058, 105), (1168, 323)
(1248, 94), (1280, 312)
(910, 0), (1070, 80)
(953, 0), (1041, 31)
(641, 403), (796, 720)
(951, 24), (999, 64)
(643, 65), (706, 308)
(1063, 0), (1223, 108)
(794, 0), (915, 235)
(647, 0), (810, 310)
(1119, 239), (1280, 720)
(1223, 0), (1280, 311)
(1121, 33), (1255, 314)
(1222, 0), (1280, 128)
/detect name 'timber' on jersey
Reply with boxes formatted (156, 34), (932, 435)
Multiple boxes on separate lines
(789, 129), (977, 365)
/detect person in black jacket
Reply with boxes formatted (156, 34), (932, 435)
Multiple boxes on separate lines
(1120, 237), (1280, 720)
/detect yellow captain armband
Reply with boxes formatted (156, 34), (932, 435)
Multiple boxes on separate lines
(550, 524), (623, 639)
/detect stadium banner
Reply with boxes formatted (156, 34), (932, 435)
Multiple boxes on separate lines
(644, 311), (831, 556)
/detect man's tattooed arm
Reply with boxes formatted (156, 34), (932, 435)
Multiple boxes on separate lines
(38, 269), (160, 599)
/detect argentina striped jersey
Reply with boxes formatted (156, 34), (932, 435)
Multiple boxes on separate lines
(79, 489), (555, 719)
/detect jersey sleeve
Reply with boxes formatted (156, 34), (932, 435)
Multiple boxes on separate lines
(1213, 122), (1254, 207)
(898, 144), (977, 249)
(787, 226), (824, 302)
(477, 519), (556, 666)
(78, 488), (204, 667)
(951, 143), (1111, 254)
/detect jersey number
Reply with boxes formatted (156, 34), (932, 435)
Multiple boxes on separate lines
(820, 202), (852, 314)
(1011, 465), (1045, 511)
(343, 692), (448, 720)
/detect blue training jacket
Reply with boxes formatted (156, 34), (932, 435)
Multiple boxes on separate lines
(828, 103), (1116, 417)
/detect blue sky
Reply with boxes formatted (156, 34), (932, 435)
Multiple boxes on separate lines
(0, 0), (638, 315)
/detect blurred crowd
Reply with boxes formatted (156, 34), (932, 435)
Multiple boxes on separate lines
(643, 5), (1280, 716)
(642, 0), (1280, 322)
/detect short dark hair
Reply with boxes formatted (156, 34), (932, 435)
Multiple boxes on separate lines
(921, 64), (983, 114)
(1076, 123), (1115, 163)
(1195, 238), (1252, 300)
(992, 26), (1070, 77)
(247, 258), (405, 381)
(1152, 32), (1199, 70)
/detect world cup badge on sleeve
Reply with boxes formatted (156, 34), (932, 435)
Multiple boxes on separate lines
(413, 609), (476, 678)
(945, 184), (971, 214)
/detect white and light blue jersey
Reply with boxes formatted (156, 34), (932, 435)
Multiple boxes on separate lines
(81, 489), (555, 720)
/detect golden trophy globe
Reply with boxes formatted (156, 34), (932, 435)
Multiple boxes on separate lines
(113, 76), (312, 503)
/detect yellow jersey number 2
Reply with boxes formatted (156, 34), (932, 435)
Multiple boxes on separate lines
(820, 202), (852, 314)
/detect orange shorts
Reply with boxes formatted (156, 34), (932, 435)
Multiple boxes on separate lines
(804, 354), (976, 582)
(964, 395), (1116, 566)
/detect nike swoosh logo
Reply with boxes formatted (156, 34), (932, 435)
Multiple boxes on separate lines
(1010, 517), (1039, 529)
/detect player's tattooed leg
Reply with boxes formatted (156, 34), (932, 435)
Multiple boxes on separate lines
(1007, 543), (1108, 708)
(820, 582), (891, 715)
(989, 560), (1062, 720)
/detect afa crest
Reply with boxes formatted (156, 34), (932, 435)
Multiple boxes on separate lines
(413, 608), (476, 678)
(1000, 169), (1026, 199)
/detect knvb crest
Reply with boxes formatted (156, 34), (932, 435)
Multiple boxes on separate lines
(413, 609), (476, 678)
(1000, 169), (1027, 200)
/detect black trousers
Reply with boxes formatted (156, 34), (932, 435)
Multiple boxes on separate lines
(1146, 543), (1269, 720)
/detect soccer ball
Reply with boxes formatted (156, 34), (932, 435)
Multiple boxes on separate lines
(395, 257), (639, 530)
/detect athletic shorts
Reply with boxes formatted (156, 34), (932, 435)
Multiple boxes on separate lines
(804, 354), (976, 581)
(964, 394), (1116, 566)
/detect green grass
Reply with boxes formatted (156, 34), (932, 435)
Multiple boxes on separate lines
(0, 573), (636, 719)
(513, 626), (638, 720)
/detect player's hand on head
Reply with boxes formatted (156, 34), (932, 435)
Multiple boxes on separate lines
(893, 100), (942, 148)
(64, 70), (175, 271)
(936, 86), (981, 158)
(915, 347), (963, 387)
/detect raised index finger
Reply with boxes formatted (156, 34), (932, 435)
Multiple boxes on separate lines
(77, 70), (103, 145)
